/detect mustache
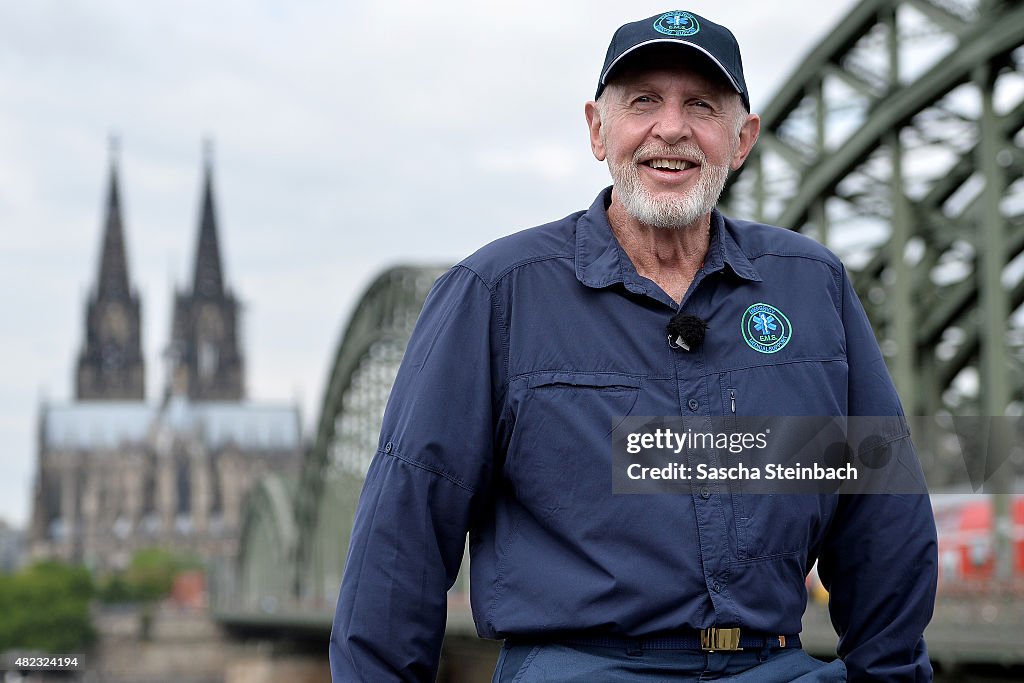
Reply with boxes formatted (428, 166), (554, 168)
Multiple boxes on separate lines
(632, 143), (707, 164)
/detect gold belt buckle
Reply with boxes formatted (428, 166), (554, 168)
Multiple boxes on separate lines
(700, 627), (743, 652)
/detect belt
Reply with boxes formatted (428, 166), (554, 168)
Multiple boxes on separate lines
(547, 627), (800, 652)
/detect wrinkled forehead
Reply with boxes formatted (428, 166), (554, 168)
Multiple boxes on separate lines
(603, 44), (738, 100)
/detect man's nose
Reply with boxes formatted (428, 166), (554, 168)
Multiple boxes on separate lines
(654, 103), (691, 145)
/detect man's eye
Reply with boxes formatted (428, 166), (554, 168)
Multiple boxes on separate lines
(691, 100), (712, 109)
(633, 96), (655, 104)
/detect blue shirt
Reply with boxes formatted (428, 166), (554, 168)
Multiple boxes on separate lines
(330, 189), (938, 682)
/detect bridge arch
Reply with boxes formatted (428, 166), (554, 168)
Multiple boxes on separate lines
(293, 265), (449, 608)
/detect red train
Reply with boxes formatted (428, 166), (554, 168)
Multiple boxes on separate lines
(933, 493), (1024, 585)
(806, 493), (1024, 602)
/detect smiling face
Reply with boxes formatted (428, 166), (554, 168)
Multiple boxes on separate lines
(585, 54), (759, 229)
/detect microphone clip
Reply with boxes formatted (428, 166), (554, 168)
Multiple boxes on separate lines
(667, 313), (708, 352)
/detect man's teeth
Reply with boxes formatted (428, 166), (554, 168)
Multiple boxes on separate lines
(647, 159), (695, 170)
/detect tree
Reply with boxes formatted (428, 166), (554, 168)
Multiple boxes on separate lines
(0, 562), (95, 652)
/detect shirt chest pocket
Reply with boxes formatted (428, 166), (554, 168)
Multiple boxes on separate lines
(506, 372), (642, 517)
(720, 360), (848, 416)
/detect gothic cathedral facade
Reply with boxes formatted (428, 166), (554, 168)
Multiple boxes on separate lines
(29, 145), (301, 571)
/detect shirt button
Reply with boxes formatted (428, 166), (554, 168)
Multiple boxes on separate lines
(688, 399), (699, 411)
(713, 581), (722, 592)
(384, 442), (393, 453)
(700, 486), (711, 499)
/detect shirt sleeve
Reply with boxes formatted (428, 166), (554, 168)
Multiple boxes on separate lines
(817, 267), (938, 682)
(329, 265), (500, 682)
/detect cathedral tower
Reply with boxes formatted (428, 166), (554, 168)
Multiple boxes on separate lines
(76, 142), (145, 400)
(167, 143), (245, 400)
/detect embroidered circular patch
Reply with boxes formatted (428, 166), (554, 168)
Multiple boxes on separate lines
(653, 11), (700, 37)
(741, 303), (792, 354)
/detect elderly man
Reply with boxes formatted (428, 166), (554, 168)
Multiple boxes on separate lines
(330, 10), (937, 682)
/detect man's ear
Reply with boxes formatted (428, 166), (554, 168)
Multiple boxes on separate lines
(730, 112), (760, 171)
(585, 101), (606, 162)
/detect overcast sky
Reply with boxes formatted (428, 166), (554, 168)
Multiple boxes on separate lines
(0, 1), (862, 528)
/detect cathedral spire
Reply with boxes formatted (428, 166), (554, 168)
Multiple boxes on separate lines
(97, 136), (131, 300)
(76, 136), (145, 400)
(166, 140), (245, 401)
(192, 139), (225, 299)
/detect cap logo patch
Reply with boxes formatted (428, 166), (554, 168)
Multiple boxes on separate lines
(741, 303), (792, 354)
(653, 11), (700, 37)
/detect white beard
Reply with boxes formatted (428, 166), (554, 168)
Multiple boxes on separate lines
(608, 143), (731, 229)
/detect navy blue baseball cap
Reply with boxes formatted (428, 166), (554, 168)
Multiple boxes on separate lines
(597, 10), (749, 111)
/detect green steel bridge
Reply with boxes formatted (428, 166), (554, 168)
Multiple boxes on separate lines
(217, 0), (1024, 679)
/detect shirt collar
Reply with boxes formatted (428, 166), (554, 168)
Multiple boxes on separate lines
(575, 188), (627, 289)
(705, 209), (762, 282)
(575, 187), (762, 289)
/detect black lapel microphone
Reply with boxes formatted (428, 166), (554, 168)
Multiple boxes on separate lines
(667, 312), (708, 351)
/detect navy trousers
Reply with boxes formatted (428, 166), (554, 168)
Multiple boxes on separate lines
(493, 642), (847, 682)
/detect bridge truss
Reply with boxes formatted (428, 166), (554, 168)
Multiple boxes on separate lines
(721, 0), (1024, 419)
